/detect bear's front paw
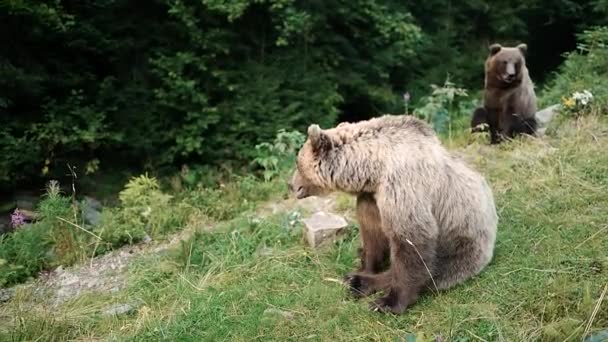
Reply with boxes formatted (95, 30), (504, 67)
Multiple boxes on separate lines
(369, 291), (408, 314)
(344, 272), (377, 299)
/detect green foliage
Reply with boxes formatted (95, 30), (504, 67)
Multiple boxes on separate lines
(252, 129), (305, 181)
(0, 223), (51, 287)
(401, 0), (608, 102)
(0, 0), (424, 186)
(541, 26), (608, 117)
(2, 0), (607, 188)
(174, 215), (302, 273)
(98, 174), (186, 247)
(0, 180), (74, 286)
(182, 173), (285, 221)
(413, 78), (474, 138)
(3, 109), (608, 341)
(0, 165), (289, 287)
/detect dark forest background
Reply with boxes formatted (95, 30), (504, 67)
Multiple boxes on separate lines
(2, 0), (608, 191)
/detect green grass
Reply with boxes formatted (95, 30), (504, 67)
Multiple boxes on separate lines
(2, 116), (608, 341)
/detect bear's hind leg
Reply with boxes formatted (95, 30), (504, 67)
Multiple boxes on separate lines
(371, 228), (437, 314)
(356, 193), (389, 273)
(433, 236), (492, 290)
(511, 115), (537, 136)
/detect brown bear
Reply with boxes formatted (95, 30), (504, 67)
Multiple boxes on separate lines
(288, 115), (498, 314)
(471, 43), (538, 144)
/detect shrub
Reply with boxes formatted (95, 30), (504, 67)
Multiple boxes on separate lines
(252, 129), (306, 181)
(541, 26), (608, 115)
(0, 180), (74, 286)
(413, 78), (476, 138)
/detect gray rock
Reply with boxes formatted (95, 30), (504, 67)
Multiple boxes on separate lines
(0, 288), (14, 303)
(14, 191), (39, 211)
(535, 104), (560, 136)
(0, 216), (11, 235)
(584, 330), (608, 342)
(84, 196), (103, 211)
(263, 308), (295, 320)
(82, 198), (102, 227)
(102, 302), (140, 316)
(302, 211), (348, 248)
(142, 234), (152, 244)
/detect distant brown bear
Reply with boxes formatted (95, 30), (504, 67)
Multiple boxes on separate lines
(288, 115), (498, 314)
(471, 43), (538, 143)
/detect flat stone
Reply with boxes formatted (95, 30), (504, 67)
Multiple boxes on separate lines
(302, 211), (348, 248)
(102, 302), (140, 316)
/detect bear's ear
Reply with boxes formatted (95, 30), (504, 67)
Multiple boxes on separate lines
(307, 124), (333, 152)
(517, 43), (528, 55)
(489, 43), (502, 56)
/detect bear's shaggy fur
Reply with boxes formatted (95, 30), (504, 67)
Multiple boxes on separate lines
(471, 43), (538, 143)
(288, 115), (498, 314)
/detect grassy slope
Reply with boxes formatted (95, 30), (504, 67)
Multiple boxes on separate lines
(2, 116), (608, 341)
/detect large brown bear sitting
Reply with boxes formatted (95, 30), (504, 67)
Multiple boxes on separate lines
(288, 115), (498, 314)
(471, 43), (538, 144)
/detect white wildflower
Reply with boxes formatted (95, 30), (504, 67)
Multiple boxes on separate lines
(572, 90), (593, 107)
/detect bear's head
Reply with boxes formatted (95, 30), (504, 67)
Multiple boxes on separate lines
(288, 124), (336, 199)
(486, 43), (528, 86)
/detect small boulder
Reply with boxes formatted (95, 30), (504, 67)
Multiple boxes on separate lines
(102, 302), (140, 316)
(0, 288), (14, 303)
(14, 191), (38, 211)
(0, 216), (10, 234)
(81, 197), (102, 227)
(535, 104), (560, 136)
(84, 196), (102, 211)
(585, 330), (608, 342)
(19, 209), (38, 222)
(302, 211), (348, 248)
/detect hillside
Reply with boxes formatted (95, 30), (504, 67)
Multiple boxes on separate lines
(1, 113), (607, 341)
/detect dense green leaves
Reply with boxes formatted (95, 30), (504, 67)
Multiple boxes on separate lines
(1, 0), (606, 188)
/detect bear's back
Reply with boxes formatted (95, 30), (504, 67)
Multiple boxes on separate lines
(331, 115), (438, 146)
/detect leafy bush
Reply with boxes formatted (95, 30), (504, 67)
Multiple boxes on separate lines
(541, 26), (608, 115)
(252, 129), (305, 181)
(0, 181), (74, 286)
(0, 176), (186, 286)
(0, 223), (52, 287)
(0, 165), (289, 287)
(413, 78), (475, 138)
(1, 0), (423, 187)
(97, 175), (188, 248)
